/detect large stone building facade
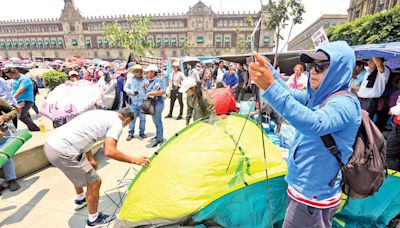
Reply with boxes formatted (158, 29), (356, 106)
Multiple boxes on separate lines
(0, 0), (273, 59)
(287, 14), (347, 51)
(348, 0), (399, 21)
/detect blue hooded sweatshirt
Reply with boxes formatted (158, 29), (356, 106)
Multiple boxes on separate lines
(262, 41), (362, 200)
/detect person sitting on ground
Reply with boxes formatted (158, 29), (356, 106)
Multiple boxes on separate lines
(250, 41), (361, 228)
(286, 64), (307, 90)
(44, 107), (150, 227)
(0, 97), (20, 195)
(222, 65), (239, 90)
(179, 77), (215, 125)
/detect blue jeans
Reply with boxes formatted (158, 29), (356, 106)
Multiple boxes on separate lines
(2, 159), (17, 181)
(152, 101), (164, 141)
(128, 104), (146, 136)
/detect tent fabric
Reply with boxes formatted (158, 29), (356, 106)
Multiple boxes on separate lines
(0, 130), (32, 168)
(209, 87), (238, 115)
(333, 171), (400, 228)
(192, 176), (288, 227)
(117, 114), (287, 227)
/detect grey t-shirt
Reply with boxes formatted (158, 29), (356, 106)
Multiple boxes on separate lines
(46, 110), (123, 155)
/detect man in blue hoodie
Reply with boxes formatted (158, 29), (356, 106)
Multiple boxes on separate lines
(249, 41), (361, 227)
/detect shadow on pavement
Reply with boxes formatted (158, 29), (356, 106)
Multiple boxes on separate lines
(1, 176), (40, 200)
(0, 205), (17, 212)
(0, 189), (49, 227)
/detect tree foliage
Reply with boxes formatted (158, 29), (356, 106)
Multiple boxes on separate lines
(235, 16), (254, 54)
(180, 40), (192, 56)
(42, 71), (68, 91)
(103, 17), (153, 56)
(327, 5), (400, 45)
(264, 0), (305, 66)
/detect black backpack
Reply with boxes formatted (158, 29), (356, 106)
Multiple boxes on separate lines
(320, 91), (387, 198)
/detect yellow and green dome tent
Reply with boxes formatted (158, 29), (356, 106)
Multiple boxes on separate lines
(116, 114), (288, 227)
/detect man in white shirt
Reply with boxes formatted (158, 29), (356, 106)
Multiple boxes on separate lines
(44, 108), (150, 227)
(357, 57), (391, 119)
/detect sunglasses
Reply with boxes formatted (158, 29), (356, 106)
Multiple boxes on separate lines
(310, 62), (330, 74)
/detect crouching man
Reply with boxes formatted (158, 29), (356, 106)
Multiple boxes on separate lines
(44, 107), (150, 227)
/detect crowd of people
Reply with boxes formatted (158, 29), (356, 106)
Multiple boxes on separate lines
(0, 41), (399, 227)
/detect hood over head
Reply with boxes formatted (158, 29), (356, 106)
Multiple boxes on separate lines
(304, 41), (355, 107)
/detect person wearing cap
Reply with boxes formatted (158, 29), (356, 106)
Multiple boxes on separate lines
(123, 64), (149, 141)
(357, 57), (390, 120)
(348, 60), (367, 95)
(165, 61), (185, 120)
(189, 63), (201, 82)
(69, 70), (80, 82)
(4, 67), (40, 131)
(215, 60), (226, 86)
(249, 41), (361, 227)
(179, 77), (215, 125)
(44, 108), (150, 227)
(145, 65), (165, 147)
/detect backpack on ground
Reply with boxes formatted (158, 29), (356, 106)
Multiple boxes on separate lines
(320, 91), (387, 199)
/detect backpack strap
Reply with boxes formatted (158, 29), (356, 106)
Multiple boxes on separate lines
(320, 90), (356, 186)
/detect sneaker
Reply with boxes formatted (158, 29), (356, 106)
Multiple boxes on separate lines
(164, 114), (172, 118)
(149, 137), (157, 141)
(85, 212), (116, 228)
(74, 197), (87, 210)
(7, 179), (20, 192)
(176, 115), (183, 120)
(151, 140), (164, 148)
(139, 133), (147, 139)
(126, 135), (134, 141)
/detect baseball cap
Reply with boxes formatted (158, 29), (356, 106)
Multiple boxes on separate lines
(300, 51), (329, 63)
(144, 64), (159, 72)
(178, 77), (197, 93)
(69, 70), (79, 77)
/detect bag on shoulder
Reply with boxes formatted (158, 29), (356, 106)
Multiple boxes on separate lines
(141, 98), (155, 115)
(320, 91), (386, 199)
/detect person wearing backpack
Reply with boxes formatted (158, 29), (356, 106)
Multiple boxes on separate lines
(249, 41), (362, 228)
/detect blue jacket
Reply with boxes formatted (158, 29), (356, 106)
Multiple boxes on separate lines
(222, 72), (238, 87)
(124, 76), (149, 106)
(262, 41), (362, 200)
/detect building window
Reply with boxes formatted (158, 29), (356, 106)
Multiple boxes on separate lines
(179, 37), (186, 44)
(71, 39), (78, 46)
(215, 37), (222, 44)
(97, 39), (102, 47)
(104, 40), (109, 46)
(51, 40), (57, 46)
(37, 40), (43, 47)
(263, 36), (270, 45)
(86, 40), (91, 47)
(58, 40), (64, 47)
(196, 37), (204, 44)
(156, 37), (162, 47)
(25, 41), (30, 47)
(0, 41), (5, 48)
(164, 37), (169, 45)
(171, 37), (177, 45)
(45, 40), (50, 47)
(224, 37), (231, 46)
(19, 41), (24, 47)
(13, 41), (18, 47)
